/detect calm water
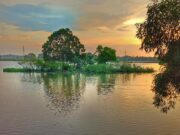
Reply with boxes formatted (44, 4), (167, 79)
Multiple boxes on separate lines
(0, 61), (180, 135)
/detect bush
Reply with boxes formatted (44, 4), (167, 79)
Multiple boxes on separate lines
(82, 63), (154, 74)
(82, 64), (113, 74)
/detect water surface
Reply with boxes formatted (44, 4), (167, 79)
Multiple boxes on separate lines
(0, 61), (180, 135)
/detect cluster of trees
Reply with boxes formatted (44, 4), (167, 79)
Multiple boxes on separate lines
(42, 28), (117, 65)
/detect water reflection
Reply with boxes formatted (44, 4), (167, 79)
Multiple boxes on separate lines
(97, 74), (117, 95)
(21, 73), (43, 84)
(21, 73), (134, 115)
(42, 73), (86, 115)
(153, 68), (180, 113)
(120, 73), (137, 84)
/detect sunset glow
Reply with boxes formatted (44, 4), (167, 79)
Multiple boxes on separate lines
(0, 0), (153, 56)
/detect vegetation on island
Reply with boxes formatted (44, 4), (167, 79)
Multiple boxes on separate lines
(3, 27), (155, 74)
(3, 59), (154, 74)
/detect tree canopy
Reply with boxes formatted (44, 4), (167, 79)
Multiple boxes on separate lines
(96, 45), (117, 63)
(42, 28), (85, 62)
(136, 0), (180, 65)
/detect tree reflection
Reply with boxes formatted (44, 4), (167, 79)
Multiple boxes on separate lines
(97, 74), (134, 95)
(21, 73), (86, 115)
(153, 67), (180, 114)
(21, 73), (43, 84)
(42, 73), (86, 115)
(97, 74), (117, 95)
(119, 73), (136, 84)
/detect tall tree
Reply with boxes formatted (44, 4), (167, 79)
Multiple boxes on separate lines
(42, 28), (85, 62)
(136, 0), (180, 66)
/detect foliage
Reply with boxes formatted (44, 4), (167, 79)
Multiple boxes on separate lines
(35, 60), (62, 71)
(82, 64), (113, 74)
(42, 28), (85, 62)
(120, 64), (154, 73)
(35, 60), (75, 72)
(136, 0), (180, 64)
(96, 45), (117, 63)
(82, 53), (97, 65)
(15, 60), (75, 72)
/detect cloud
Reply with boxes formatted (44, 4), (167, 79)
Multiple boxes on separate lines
(0, 4), (77, 31)
(116, 26), (130, 32)
(123, 18), (144, 26)
(0, 0), (149, 32)
(96, 26), (111, 32)
(75, 0), (148, 30)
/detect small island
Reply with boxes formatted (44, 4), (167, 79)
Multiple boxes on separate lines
(3, 28), (155, 74)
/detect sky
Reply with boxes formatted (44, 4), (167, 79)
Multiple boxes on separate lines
(0, 0), (154, 56)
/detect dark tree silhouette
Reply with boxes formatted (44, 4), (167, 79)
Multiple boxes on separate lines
(136, 0), (180, 64)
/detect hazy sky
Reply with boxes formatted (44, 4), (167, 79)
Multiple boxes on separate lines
(0, 0), (154, 56)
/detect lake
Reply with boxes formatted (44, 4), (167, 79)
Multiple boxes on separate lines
(0, 61), (180, 135)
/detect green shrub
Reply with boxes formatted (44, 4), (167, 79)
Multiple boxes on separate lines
(82, 64), (113, 74)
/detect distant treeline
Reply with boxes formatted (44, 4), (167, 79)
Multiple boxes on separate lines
(118, 56), (158, 63)
(0, 55), (24, 61)
(0, 54), (42, 61)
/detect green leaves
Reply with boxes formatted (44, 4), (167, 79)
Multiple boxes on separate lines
(96, 45), (117, 63)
